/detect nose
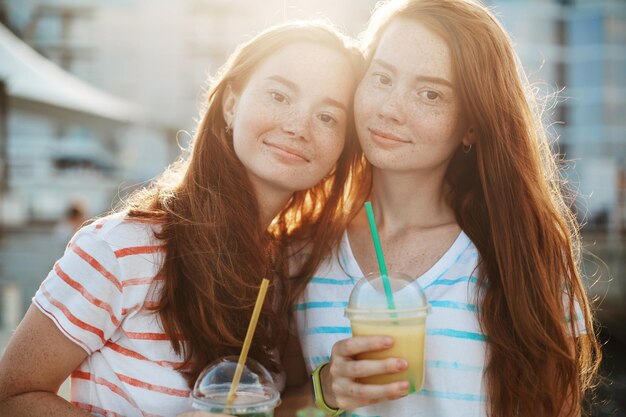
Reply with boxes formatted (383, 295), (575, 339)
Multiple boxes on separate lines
(378, 88), (406, 124)
(282, 107), (310, 141)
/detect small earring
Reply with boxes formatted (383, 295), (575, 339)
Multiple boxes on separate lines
(224, 125), (233, 136)
(462, 143), (472, 154)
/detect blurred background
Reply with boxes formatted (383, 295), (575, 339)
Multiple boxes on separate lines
(0, 0), (624, 415)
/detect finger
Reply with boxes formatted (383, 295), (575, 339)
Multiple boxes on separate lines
(334, 357), (408, 379)
(335, 379), (410, 401)
(332, 336), (394, 358)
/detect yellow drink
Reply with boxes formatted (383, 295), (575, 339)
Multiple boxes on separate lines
(346, 272), (429, 393)
(351, 316), (426, 392)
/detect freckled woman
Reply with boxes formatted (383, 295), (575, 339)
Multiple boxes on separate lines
(290, 1), (601, 416)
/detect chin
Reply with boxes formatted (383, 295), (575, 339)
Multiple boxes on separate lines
(367, 156), (413, 171)
(285, 182), (317, 193)
(362, 151), (394, 167)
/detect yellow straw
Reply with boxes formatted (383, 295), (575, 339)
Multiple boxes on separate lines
(226, 278), (270, 405)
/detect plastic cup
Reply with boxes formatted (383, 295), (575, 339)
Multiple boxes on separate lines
(345, 272), (429, 393)
(191, 356), (280, 416)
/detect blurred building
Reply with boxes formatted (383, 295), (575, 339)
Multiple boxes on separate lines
(0, 23), (147, 224)
(490, 0), (626, 233)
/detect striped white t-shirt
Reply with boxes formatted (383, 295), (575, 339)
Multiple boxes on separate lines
(295, 231), (488, 417)
(34, 213), (193, 417)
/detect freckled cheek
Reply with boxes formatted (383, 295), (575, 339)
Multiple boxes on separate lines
(328, 131), (347, 161)
(354, 87), (380, 123)
(237, 106), (282, 137)
(415, 111), (458, 143)
(312, 128), (345, 161)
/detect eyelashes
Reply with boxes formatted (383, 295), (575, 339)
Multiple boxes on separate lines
(418, 90), (441, 101)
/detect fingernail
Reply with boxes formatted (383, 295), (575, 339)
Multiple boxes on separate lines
(382, 337), (393, 347)
(397, 359), (408, 370)
(399, 381), (410, 391)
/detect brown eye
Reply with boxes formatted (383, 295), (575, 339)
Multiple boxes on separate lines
(375, 73), (392, 86)
(419, 90), (440, 101)
(318, 113), (336, 124)
(270, 91), (288, 103)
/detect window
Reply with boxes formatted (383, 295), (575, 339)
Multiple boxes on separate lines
(569, 11), (604, 46)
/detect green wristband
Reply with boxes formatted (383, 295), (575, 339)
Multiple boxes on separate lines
(311, 361), (345, 417)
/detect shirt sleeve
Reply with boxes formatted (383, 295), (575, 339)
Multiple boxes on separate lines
(33, 227), (124, 354)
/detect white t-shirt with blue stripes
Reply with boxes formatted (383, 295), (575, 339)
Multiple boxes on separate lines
(295, 230), (488, 417)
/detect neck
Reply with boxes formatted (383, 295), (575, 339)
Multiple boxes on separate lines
(367, 167), (455, 234)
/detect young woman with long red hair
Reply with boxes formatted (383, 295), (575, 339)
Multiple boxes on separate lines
(290, 1), (601, 416)
(0, 21), (363, 417)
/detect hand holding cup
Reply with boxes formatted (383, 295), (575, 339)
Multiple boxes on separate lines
(323, 335), (411, 410)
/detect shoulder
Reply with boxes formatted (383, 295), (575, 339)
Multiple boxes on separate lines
(77, 213), (163, 253)
(66, 213), (165, 274)
(89, 212), (161, 243)
(438, 230), (480, 280)
(457, 231), (479, 261)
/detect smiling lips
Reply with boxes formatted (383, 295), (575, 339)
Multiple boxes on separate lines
(369, 127), (411, 145)
(264, 141), (310, 162)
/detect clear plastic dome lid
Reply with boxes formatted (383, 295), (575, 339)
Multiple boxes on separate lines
(191, 356), (280, 413)
(346, 272), (429, 316)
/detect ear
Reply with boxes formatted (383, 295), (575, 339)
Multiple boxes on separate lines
(222, 84), (239, 128)
(462, 126), (477, 147)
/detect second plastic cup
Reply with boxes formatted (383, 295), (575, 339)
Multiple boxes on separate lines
(191, 356), (280, 417)
(345, 272), (429, 393)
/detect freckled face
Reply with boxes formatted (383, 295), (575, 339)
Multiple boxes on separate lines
(354, 18), (467, 173)
(226, 42), (354, 194)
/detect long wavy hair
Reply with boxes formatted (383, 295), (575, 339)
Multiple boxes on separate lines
(123, 21), (363, 387)
(354, 1), (601, 415)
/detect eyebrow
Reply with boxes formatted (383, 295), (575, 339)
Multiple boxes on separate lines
(323, 98), (348, 113)
(266, 75), (347, 113)
(371, 58), (454, 89)
(267, 75), (299, 92)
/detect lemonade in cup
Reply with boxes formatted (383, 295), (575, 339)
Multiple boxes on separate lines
(345, 271), (429, 393)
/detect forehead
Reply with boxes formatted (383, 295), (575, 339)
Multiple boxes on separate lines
(247, 41), (355, 100)
(372, 18), (453, 82)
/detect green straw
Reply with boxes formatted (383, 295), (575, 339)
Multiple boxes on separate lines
(364, 201), (396, 311)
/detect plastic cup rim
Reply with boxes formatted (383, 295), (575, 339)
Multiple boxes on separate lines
(345, 305), (429, 315)
(191, 388), (280, 413)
